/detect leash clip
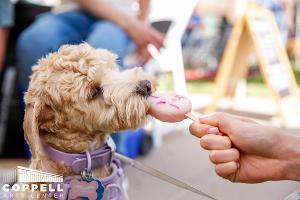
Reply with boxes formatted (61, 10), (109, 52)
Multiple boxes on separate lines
(81, 150), (93, 181)
(107, 136), (116, 152)
(81, 168), (93, 181)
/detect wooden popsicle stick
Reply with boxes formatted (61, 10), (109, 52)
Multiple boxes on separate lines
(185, 112), (221, 134)
(184, 112), (199, 121)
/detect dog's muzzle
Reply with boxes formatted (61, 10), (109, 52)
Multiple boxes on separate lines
(136, 80), (152, 97)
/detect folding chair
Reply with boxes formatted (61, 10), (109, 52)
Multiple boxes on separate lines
(145, 0), (199, 147)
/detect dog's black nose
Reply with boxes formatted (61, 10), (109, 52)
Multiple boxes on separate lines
(137, 80), (152, 97)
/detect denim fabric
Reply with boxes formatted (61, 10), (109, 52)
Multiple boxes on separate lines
(16, 10), (133, 88)
(0, 0), (14, 27)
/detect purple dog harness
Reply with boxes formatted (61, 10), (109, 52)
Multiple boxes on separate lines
(43, 142), (125, 200)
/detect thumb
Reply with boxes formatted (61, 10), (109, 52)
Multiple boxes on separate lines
(200, 113), (234, 134)
(199, 113), (225, 127)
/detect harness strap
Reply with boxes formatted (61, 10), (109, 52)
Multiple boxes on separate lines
(42, 141), (125, 200)
(49, 159), (125, 200)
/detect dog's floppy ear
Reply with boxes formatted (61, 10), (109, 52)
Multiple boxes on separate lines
(23, 100), (44, 159)
(86, 66), (103, 100)
(86, 81), (103, 100)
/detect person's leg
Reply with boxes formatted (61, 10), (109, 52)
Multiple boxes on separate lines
(86, 21), (133, 66)
(16, 11), (93, 88)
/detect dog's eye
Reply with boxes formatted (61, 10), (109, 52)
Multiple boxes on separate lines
(87, 86), (103, 100)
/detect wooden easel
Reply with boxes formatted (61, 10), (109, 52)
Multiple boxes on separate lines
(205, 4), (299, 125)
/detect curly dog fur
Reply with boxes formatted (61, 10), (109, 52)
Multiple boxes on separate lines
(21, 43), (156, 199)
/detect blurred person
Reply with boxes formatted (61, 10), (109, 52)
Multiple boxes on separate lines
(282, 0), (296, 37)
(16, 0), (163, 89)
(189, 113), (300, 183)
(0, 0), (14, 74)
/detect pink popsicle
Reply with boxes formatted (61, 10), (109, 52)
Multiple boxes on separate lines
(148, 92), (220, 133)
(148, 92), (192, 122)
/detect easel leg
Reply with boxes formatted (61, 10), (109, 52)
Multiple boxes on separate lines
(206, 18), (253, 113)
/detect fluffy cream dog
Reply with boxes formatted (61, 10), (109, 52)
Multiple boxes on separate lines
(22, 43), (156, 199)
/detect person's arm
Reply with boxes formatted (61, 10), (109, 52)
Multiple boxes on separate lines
(77, 0), (135, 33)
(0, 0), (13, 74)
(0, 28), (9, 73)
(138, 0), (150, 22)
(77, 0), (163, 63)
(280, 132), (300, 181)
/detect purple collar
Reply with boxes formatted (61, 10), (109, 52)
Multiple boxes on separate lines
(43, 143), (113, 173)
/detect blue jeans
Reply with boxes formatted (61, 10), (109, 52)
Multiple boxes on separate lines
(0, 0), (14, 27)
(16, 11), (133, 88)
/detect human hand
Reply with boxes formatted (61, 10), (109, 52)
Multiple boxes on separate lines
(189, 113), (300, 183)
(126, 19), (164, 64)
(77, 0), (162, 64)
